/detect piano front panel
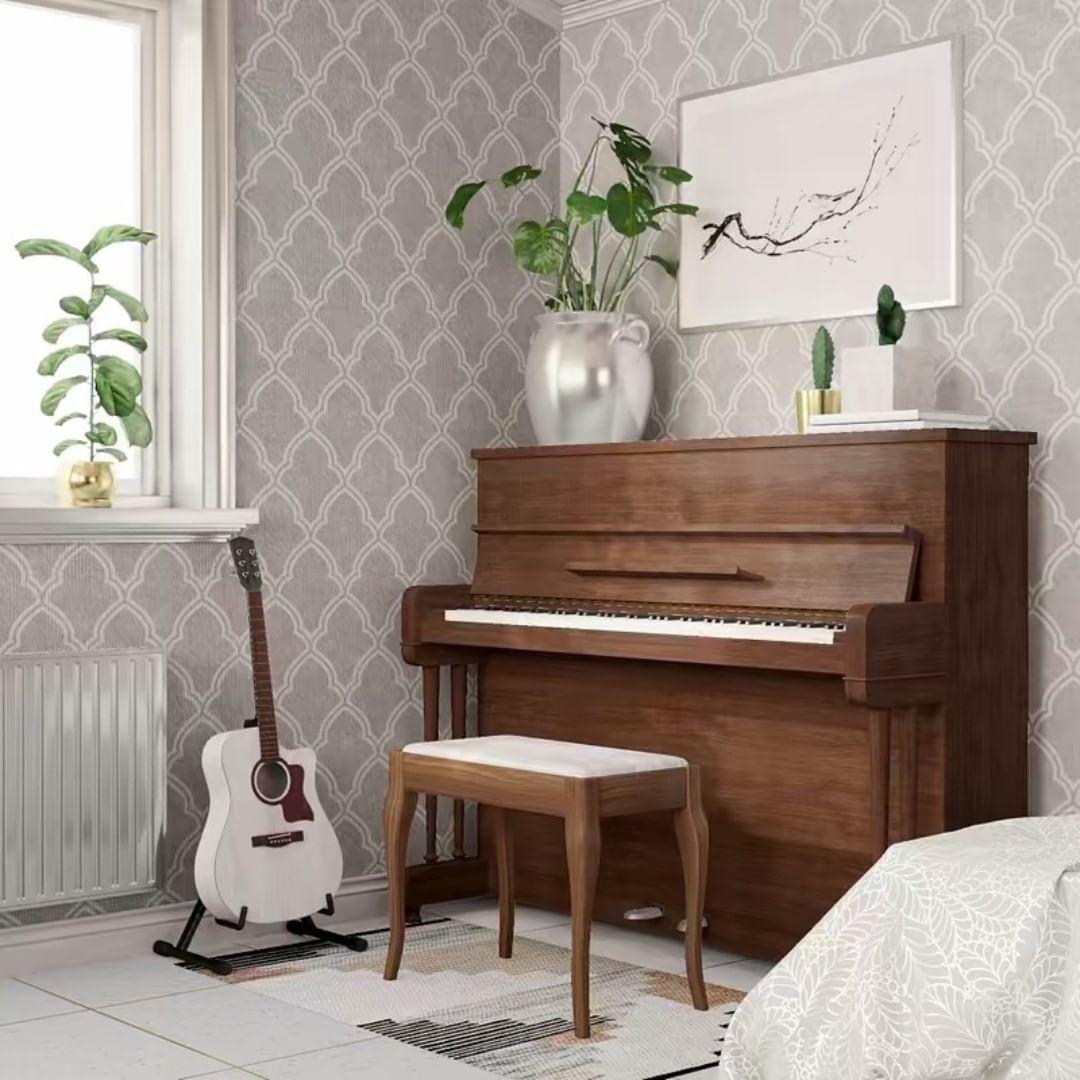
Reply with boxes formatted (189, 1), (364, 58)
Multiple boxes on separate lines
(476, 437), (950, 601)
(477, 651), (946, 958)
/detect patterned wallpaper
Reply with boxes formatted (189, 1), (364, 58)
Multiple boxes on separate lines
(560, 0), (1080, 816)
(0, 0), (559, 928)
(2, 0), (1076, 931)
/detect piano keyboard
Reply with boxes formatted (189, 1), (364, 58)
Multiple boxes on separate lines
(445, 606), (843, 645)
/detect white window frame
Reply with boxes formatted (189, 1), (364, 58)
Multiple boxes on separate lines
(0, 0), (256, 542)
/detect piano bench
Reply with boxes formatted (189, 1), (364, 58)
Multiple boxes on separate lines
(382, 735), (709, 1038)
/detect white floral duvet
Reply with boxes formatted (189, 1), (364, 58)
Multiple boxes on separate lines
(717, 817), (1080, 1080)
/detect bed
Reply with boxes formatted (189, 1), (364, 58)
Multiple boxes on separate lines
(716, 816), (1080, 1079)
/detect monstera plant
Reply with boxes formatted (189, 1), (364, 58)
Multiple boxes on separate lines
(16, 225), (156, 466)
(446, 118), (698, 312)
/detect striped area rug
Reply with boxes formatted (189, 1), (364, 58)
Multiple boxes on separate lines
(194, 918), (743, 1079)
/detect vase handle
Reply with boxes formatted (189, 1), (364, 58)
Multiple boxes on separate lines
(613, 316), (650, 349)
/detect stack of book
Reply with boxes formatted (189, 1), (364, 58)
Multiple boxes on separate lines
(808, 410), (991, 433)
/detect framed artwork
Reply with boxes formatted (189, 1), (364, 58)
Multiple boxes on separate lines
(677, 37), (962, 333)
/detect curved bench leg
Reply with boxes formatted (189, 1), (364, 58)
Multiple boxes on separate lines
(493, 808), (515, 959)
(674, 765), (709, 1011)
(565, 779), (601, 1038)
(384, 751), (418, 981)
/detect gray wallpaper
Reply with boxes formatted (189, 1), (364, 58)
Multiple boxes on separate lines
(2, 0), (1075, 931)
(560, 0), (1080, 816)
(0, 0), (559, 928)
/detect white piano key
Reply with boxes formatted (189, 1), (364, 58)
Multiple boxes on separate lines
(444, 608), (838, 645)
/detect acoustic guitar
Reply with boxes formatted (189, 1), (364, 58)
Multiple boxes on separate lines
(194, 537), (343, 925)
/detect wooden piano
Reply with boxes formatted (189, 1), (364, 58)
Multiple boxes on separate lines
(400, 430), (1035, 959)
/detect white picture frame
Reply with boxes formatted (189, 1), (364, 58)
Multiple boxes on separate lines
(677, 37), (962, 334)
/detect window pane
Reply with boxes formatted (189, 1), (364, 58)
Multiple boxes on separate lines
(0, 0), (142, 481)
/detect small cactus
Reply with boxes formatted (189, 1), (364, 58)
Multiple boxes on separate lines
(877, 284), (906, 346)
(812, 325), (834, 390)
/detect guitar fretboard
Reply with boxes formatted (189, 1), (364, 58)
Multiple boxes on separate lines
(247, 591), (280, 760)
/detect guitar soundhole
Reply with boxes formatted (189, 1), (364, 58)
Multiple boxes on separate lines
(252, 758), (291, 804)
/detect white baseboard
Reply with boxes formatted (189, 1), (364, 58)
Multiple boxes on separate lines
(0, 875), (389, 978)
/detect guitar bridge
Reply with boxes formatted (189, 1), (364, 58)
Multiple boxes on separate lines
(251, 830), (304, 848)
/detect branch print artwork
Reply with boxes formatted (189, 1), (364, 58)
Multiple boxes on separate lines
(678, 40), (959, 331)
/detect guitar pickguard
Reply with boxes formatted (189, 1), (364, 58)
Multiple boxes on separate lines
(282, 763), (315, 823)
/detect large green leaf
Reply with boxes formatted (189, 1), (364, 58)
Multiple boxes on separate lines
(606, 183), (654, 237)
(88, 285), (107, 314)
(15, 238), (98, 274)
(500, 165), (542, 189)
(645, 254), (679, 279)
(98, 285), (148, 322)
(445, 181), (486, 229)
(42, 316), (86, 344)
(55, 411), (87, 427)
(86, 422), (118, 446)
(53, 438), (88, 456)
(651, 203), (699, 217)
(653, 164), (692, 184)
(60, 296), (90, 317)
(94, 356), (142, 417)
(566, 191), (608, 225)
(512, 218), (568, 276)
(38, 344), (89, 376)
(120, 404), (152, 448)
(83, 225), (156, 258)
(93, 328), (148, 353)
(40, 375), (87, 416)
(95, 446), (128, 462)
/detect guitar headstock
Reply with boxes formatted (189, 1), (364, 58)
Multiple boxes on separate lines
(229, 536), (263, 593)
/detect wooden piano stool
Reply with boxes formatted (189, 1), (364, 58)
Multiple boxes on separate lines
(382, 735), (709, 1038)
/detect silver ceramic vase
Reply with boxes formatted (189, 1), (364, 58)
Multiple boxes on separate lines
(525, 312), (653, 445)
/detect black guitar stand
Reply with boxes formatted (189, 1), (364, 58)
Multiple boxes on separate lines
(153, 892), (367, 975)
(152, 718), (367, 975)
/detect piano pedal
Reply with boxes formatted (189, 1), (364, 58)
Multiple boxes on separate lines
(623, 906), (664, 922)
(677, 915), (710, 933)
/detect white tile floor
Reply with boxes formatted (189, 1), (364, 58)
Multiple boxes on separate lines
(0, 900), (774, 1079)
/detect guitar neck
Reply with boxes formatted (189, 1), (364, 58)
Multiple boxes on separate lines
(247, 591), (280, 759)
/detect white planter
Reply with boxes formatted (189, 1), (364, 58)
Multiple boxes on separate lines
(839, 345), (936, 414)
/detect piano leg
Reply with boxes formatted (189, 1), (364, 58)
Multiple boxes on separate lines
(451, 665), (467, 859)
(870, 707), (920, 855)
(423, 667), (440, 863)
(895, 707), (919, 842)
(869, 709), (891, 857)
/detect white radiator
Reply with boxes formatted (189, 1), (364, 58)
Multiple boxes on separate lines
(0, 651), (165, 911)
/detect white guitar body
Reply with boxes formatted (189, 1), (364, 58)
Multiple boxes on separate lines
(194, 727), (343, 925)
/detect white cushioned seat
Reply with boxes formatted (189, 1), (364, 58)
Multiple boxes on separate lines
(402, 735), (687, 778)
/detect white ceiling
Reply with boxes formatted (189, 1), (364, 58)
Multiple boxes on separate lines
(508, 0), (662, 30)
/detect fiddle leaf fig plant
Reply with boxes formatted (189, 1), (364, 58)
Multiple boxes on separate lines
(16, 225), (156, 463)
(445, 118), (698, 312)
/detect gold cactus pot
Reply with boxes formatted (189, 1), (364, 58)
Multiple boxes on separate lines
(63, 461), (115, 507)
(795, 388), (842, 434)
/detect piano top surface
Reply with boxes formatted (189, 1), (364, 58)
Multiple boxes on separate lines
(472, 429), (1037, 460)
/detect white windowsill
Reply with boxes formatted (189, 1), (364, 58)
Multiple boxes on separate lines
(0, 506), (259, 544)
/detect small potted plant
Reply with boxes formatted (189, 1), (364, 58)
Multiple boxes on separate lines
(16, 226), (156, 507)
(445, 119), (697, 445)
(796, 326), (841, 433)
(840, 285), (934, 414)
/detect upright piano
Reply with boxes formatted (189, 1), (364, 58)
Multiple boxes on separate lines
(400, 430), (1034, 959)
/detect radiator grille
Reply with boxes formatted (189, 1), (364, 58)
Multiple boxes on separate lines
(0, 651), (165, 911)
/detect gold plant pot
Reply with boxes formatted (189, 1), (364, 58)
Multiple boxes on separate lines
(795, 388), (842, 434)
(63, 461), (115, 508)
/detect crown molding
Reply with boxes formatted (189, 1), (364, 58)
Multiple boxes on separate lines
(507, 0), (563, 29)
(506, 0), (664, 30)
(561, 0), (664, 28)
